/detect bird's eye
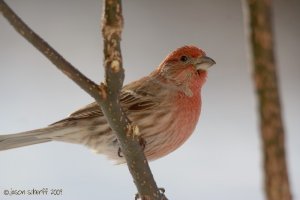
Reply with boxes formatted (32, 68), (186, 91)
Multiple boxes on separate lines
(180, 55), (188, 62)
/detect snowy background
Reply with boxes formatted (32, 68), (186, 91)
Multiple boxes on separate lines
(0, 0), (299, 199)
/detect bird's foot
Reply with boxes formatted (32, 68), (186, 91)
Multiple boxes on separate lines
(117, 136), (145, 158)
(118, 147), (123, 158)
(134, 188), (167, 200)
(138, 136), (146, 151)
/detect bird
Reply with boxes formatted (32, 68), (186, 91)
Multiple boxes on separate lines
(0, 45), (215, 163)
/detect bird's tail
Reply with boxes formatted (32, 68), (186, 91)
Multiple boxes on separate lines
(0, 126), (62, 151)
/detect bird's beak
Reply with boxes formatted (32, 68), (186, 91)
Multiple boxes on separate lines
(195, 56), (216, 71)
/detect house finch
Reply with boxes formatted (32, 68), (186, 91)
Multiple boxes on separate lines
(0, 45), (215, 162)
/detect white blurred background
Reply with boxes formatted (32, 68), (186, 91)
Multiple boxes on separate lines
(0, 0), (299, 199)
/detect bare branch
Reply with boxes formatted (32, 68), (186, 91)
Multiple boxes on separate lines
(0, 0), (105, 102)
(100, 1), (165, 199)
(244, 0), (292, 199)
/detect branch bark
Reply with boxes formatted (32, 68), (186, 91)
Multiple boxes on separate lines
(0, 0), (103, 101)
(0, 0), (166, 199)
(244, 0), (292, 200)
(100, 1), (165, 199)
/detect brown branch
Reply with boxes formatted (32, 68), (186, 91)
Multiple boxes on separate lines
(244, 0), (292, 200)
(0, 0), (105, 102)
(0, 0), (166, 199)
(100, 1), (165, 199)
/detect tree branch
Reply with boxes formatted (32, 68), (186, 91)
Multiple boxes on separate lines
(0, 0), (104, 102)
(100, 1), (165, 199)
(244, 0), (292, 200)
(0, 0), (166, 199)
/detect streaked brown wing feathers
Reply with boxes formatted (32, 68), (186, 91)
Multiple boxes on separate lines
(52, 90), (157, 124)
(69, 102), (102, 118)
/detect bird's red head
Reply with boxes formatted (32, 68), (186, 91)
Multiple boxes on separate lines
(156, 45), (215, 96)
(164, 45), (207, 61)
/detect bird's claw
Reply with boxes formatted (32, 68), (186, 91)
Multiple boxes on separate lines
(117, 137), (145, 158)
(139, 136), (146, 150)
(118, 147), (123, 157)
(158, 188), (166, 194)
(118, 137), (146, 158)
(134, 188), (167, 200)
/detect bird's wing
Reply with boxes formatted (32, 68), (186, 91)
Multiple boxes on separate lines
(68, 102), (102, 119)
(51, 89), (157, 125)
